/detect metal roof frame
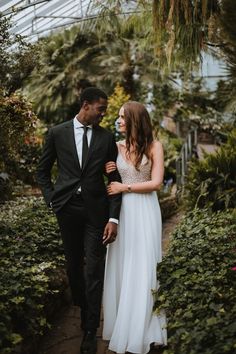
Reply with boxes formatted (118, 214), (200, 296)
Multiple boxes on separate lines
(0, 0), (97, 41)
(0, 1), (140, 42)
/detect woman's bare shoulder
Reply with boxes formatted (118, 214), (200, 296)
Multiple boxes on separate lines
(150, 141), (163, 161)
(151, 140), (163, 151)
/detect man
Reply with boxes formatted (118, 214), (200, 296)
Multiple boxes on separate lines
(37, 87), (122, 354)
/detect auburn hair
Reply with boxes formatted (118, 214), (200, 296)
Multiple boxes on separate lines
(123, 101), (154, 170)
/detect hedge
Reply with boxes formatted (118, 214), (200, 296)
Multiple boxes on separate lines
(154, 208), (236, 354)
(0, 197), (66, 354)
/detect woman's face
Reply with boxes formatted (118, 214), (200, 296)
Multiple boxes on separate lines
(117, 107), (126, 133)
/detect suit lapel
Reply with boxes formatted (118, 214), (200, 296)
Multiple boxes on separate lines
(65, 120), (82, 173)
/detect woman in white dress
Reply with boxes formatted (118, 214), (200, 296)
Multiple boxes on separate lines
(102, 101), (167, 354)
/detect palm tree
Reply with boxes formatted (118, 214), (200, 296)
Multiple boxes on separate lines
(23, 15), (166, 123)
(152, 0), (221, 68)
(27, 0), (228, 124)
(24, 28), (107, 122)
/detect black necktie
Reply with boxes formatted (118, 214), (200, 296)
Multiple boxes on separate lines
(82, 126), (88, 168)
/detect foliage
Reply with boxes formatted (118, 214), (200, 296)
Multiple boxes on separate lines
(0, 91), (41, 197)
(157, 128), (182, 182)
(152, 0), (221, 71)
(0, 173), (13, 202)
(82, 0), (236, 113)
(14, 142), (43, 186)
(23, 15), (176, 123)
(101, 83), (130, 134)
(151, 81), (180, 127)
(0, 197), (65, 353)
(154, 208), (236, 354)
(185, 129), (236, 211)
(159, 194), (179, 220)
(0, 15), (41, 195)
(173, 78), (228, 136)
(12, 120), (46, 186)
(95, 1), (222, 72)
(23, 2), (231, 127)
(23, 26), (137, 123)
(0, 91), (37, 164)
(0, 14), (39, 94)
(214, 0), (236, 113)
(23, 29), (103, 122)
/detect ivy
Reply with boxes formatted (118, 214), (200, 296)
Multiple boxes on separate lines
(154, 208), (236, 354)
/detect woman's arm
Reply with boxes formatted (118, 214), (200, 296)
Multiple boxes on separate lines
(107, 141), (164, 195)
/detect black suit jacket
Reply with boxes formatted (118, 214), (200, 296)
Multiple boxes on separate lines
(36, 119), (122, 227)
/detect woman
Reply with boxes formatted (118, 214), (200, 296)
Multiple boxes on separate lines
(102, 101), (167, 354)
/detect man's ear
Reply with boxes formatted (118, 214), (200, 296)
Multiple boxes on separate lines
(82, 101), (90, 110)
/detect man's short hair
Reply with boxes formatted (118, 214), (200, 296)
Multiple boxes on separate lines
(79, 87), (107, 106)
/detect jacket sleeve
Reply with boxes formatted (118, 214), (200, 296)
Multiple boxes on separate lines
(106, 134), (122, 220)
(36, 128), (57, 207)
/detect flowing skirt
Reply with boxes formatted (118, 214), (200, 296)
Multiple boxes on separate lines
(103, 191), (167, 354)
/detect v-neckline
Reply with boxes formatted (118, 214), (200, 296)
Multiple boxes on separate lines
(117, 141), (151, 168)
(118, 141), (137, 167)
(118, 151), (136, 168)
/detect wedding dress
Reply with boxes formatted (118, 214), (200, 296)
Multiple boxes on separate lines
(103, 144), (167, 354)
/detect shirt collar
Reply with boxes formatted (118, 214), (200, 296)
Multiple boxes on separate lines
(73, 116), (92, 129)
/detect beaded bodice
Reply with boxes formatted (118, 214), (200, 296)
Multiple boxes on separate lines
(116, 143), (152, 184)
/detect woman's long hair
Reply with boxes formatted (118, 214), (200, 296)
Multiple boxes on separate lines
(123, 101), (154, 170)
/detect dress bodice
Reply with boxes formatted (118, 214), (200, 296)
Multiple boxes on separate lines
(116, 143), (152, 184)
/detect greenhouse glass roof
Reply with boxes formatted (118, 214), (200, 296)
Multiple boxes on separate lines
(0, 0), (105, 42)
(0, 1), (138, 42)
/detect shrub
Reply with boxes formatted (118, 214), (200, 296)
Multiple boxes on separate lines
(154, 208), (236, 354)
(185, 129), (236, 211)
(101, 83), (130, 135)
(0, 91), (37, 191)
(0, 91), (41, 198)
(0, 197), (65, 353)
(14, 142), (42, 185)
(0, 91), (37, 167)
(0, 14), (39, 94)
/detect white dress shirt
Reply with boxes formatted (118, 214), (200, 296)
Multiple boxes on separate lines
(73, 117), (118, 225)
(73, 117), (92, 165)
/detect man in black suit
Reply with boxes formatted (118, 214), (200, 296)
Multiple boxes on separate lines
(37, 87), (121, 354)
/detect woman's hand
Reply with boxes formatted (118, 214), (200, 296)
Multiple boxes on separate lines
(105, 161), (117, 174)
(107, 182), (125, 195)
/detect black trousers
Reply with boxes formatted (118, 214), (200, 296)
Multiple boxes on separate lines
(56, 194), (106, 332)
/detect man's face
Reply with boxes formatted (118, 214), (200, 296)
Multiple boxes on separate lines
(83, 98), (108, 125)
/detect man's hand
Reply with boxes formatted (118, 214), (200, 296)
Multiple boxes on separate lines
(105, 161), (117, 174)
(103, 222), (118, 245)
